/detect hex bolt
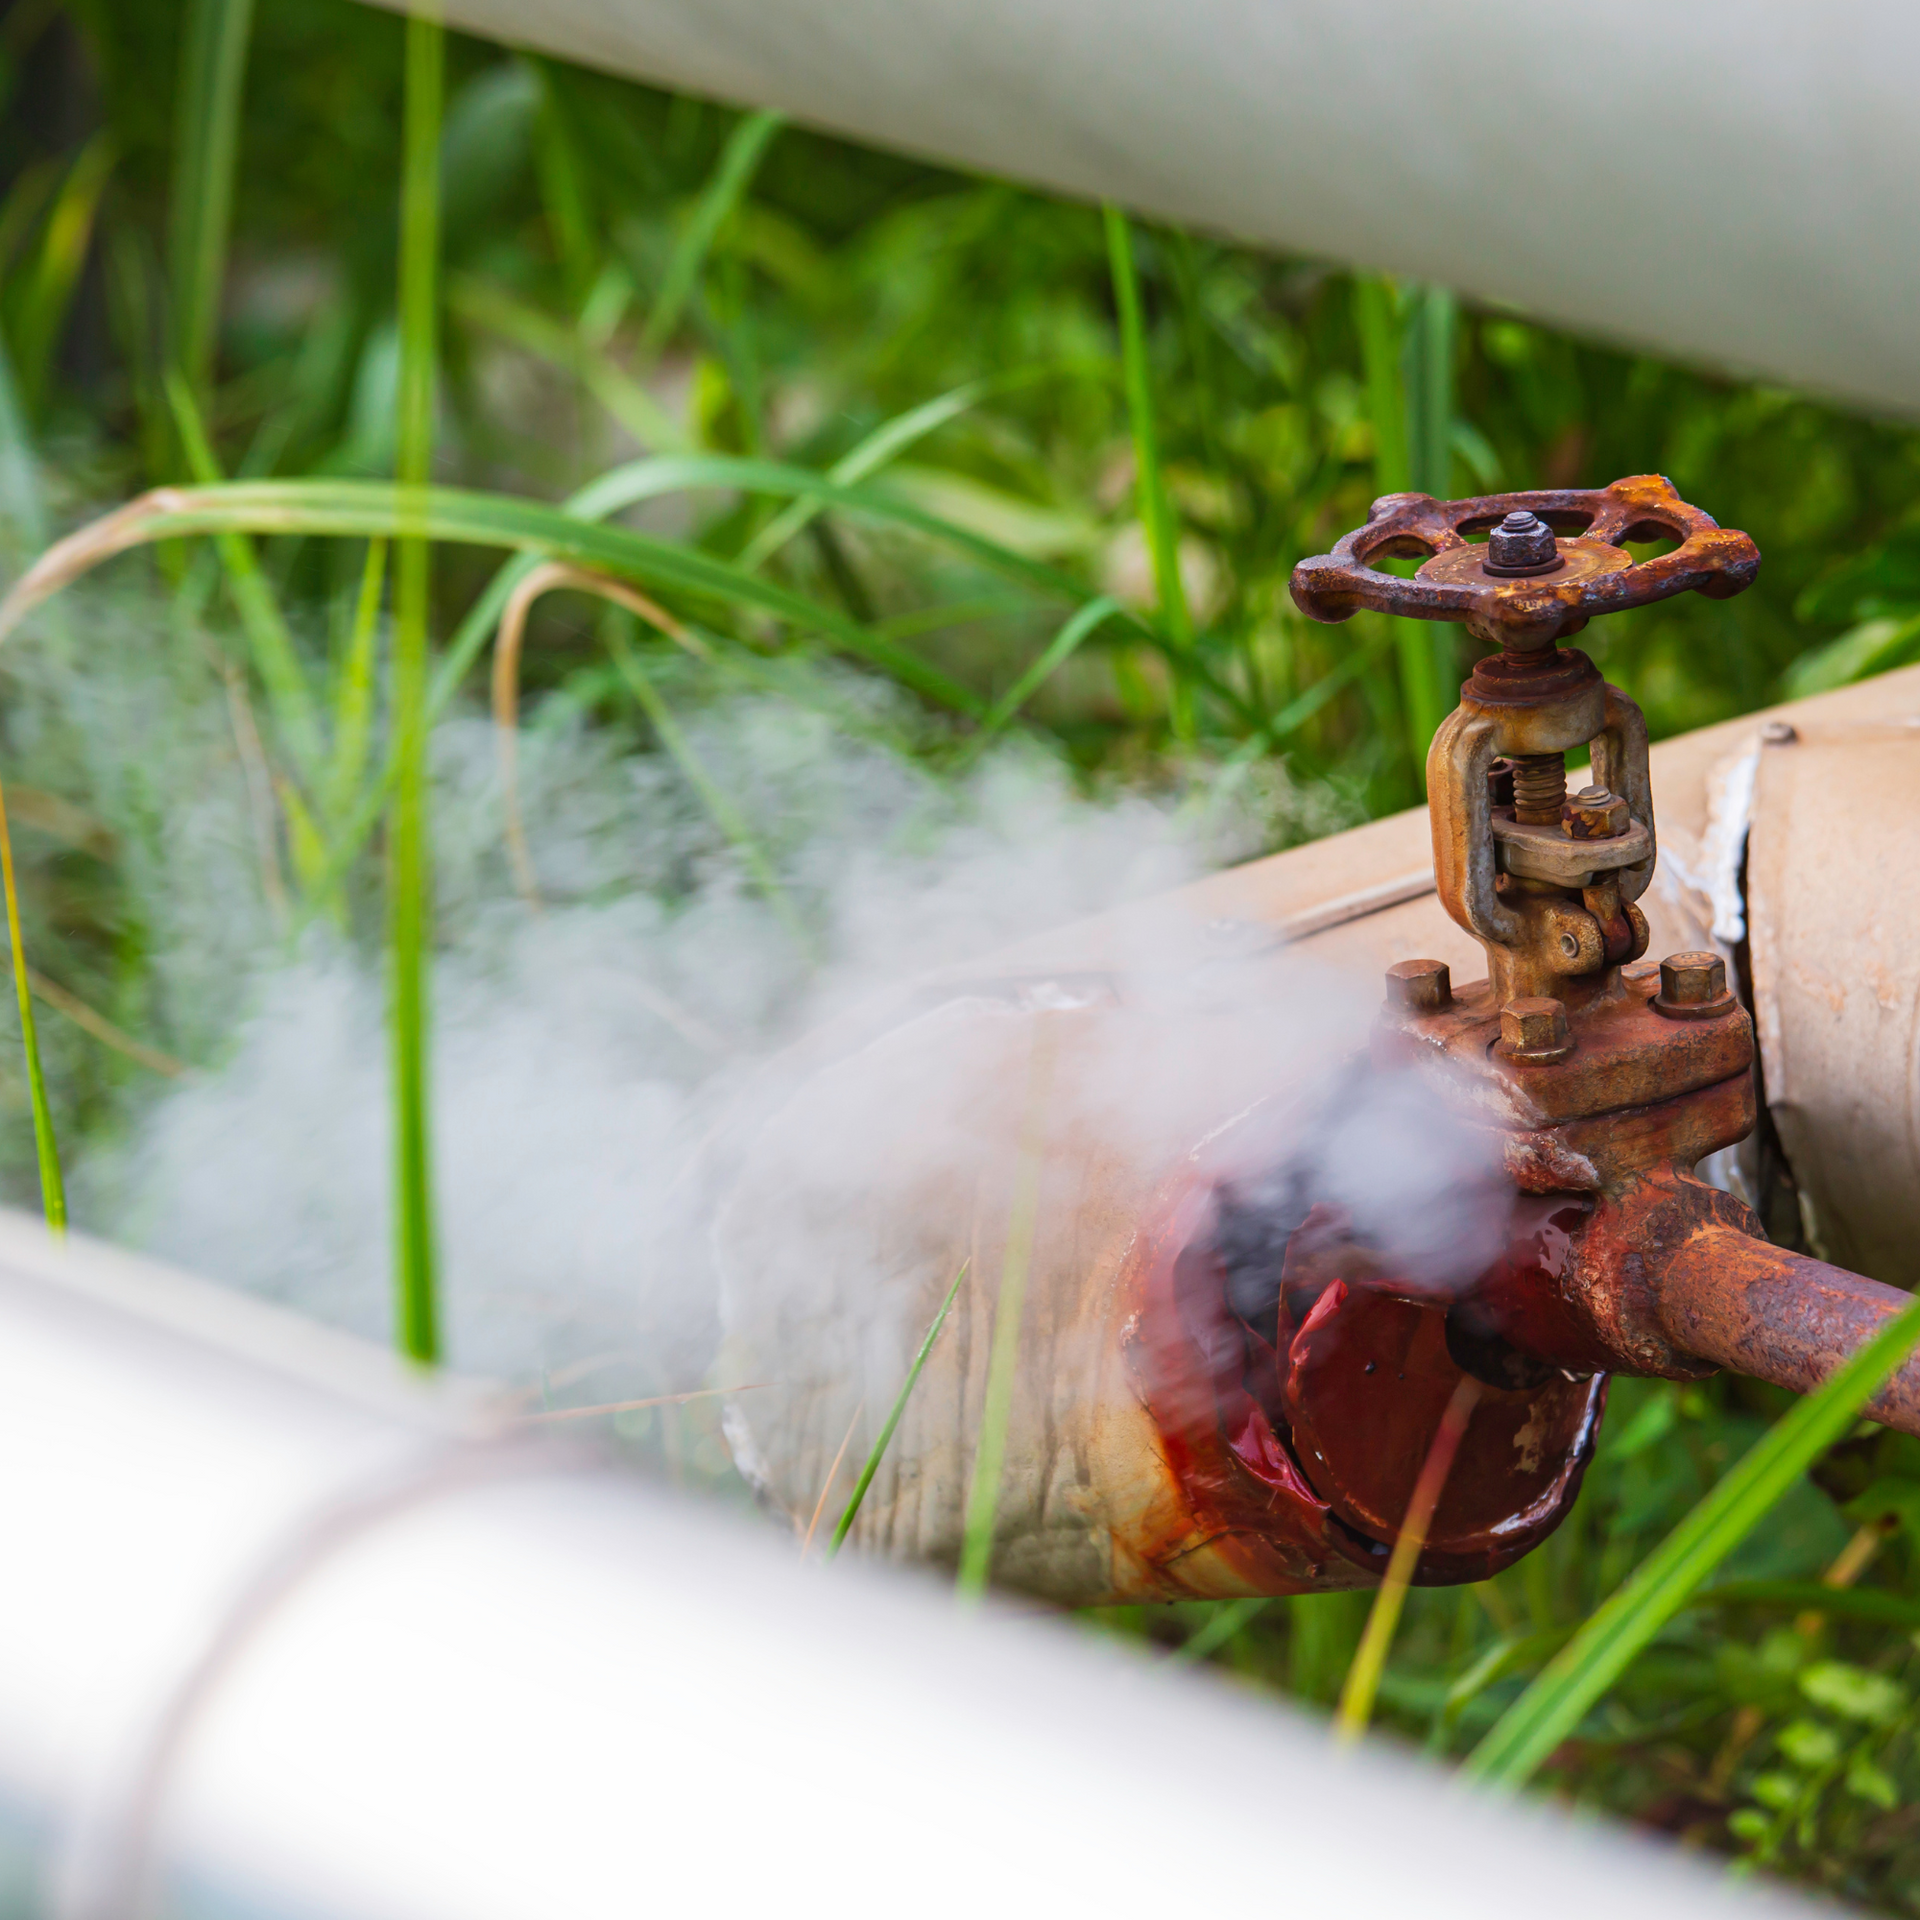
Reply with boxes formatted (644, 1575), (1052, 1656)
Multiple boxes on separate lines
(1561, 784), (1631, 839)
(1499, 994), (1574, 1062)
(1653, 950), (1736, 1020)
(1385, 957), (1452, 1012)
(1662, 952), (1723, 1004)
(1485, 509), (1561, 576)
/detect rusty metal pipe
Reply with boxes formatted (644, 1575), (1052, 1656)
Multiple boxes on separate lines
(714, 633), (1920, 1603)
(1656, 1226), (1920, 1433)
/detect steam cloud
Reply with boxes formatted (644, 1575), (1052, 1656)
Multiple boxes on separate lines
(5, 588), (1501, 1462)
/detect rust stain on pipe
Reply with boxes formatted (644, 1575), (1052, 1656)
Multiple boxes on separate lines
(1656, 1225), (1920, 1433)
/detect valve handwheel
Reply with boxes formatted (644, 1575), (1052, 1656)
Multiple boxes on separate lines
(1289, 474), (1759, 653)
(1289, 474), (1761, 1010)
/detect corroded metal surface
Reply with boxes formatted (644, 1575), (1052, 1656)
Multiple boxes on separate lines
(1657, 1224), (1920, 1433)
(1291, 478), (1920, 1451)
(711, 631), (1920, 1602)
(1289, 474), (1760, 651)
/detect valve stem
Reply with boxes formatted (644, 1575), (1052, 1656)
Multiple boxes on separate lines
(1510, 752), (1566, 825)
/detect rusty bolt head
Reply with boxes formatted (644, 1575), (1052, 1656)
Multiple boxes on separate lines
(1653, 950), (1737, 1020)
(1385, 957), (1452, 1013)
(1660, 952), (1726, 1006)
(1561, 783), (1631, 840)
(1499, 994), (1574, 1062)
(1485, 510), (1561, 577)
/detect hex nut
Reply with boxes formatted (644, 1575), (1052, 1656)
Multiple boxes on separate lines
(1499, 995), (1574, 1063)
(1653, 950), (1736, 1021)
(1561, 784), (1631, 840)
(1485, 510), (1561, 577)
(1385, 957), (1452, 1013)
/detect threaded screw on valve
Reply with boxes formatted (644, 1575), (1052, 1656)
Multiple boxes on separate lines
(1510, 752), (1567, 825)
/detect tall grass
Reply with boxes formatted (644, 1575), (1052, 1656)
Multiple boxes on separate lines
(0, 777), (62, 1233)
(390, 7), (444, 1364)
(167, 0), (254, 406)
(828, 1259), (970, 1560)
(1105, 207), (1194, 743)
(958, 1028), (1055, 1601)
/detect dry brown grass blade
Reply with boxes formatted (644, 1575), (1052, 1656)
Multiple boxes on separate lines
(490, 560), (699, 911)
(1335, 1374), (1483, 1744)
(519, 1381), (771, 1425)
(0, 488), (192, 644)
(27, 968), (188, 1076)
(802, 1399), (865, 1561)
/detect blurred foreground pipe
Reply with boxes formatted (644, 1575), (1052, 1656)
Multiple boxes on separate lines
(0, 1215), (1830, 1920)
(366, 0), (1920, 415)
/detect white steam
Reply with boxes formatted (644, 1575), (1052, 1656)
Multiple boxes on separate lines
(62, 651), (1368, 1401)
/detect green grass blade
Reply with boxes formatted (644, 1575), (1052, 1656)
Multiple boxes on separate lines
(0, 329), (46, 563)
(963, 594), (1122, 758)
(1104, 206), (1193, 741)
(738, 378), (986, 572)
(390, 7), (443, 1366)
(1403, 284), (1459, 744)
(602, 620), (814, 956)
(827, 1258), (970, 1560)
(1261, 628), (1393, 743)
(3, 475), (990, 715)
(0, 777), (63, 1232)
(1467, 1292), (1920, 1790)
(1169, 1597), (1270, 1666)
(11, 133), (114, 410)
(1686, 1581), (1920, 1630)
(958, 1032), (1054, 1602)
(165, 370), (324, 773)
(638, 110), (783, 359)
(167, 0), (254, 400)
(327, 538), (385, 824)
(448, 275), (689, 452)
(1353, 274), (1444, 773)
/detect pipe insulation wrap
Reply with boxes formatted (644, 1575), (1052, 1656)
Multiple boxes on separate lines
(365, 0), (1920, 415)
(0, 1215), (1835, 1920)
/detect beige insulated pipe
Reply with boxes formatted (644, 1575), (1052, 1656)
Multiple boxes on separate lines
(365, 0), (1920, 417)
(713, 664), (1920, 1603)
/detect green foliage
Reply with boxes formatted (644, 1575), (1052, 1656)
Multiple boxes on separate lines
(1468, 1291), (1920, 1790)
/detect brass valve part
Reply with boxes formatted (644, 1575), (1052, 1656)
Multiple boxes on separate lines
(1291, 474), (1760, 1008)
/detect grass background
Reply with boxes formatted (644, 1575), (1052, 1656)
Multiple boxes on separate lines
(6, 0), (1920, 1903)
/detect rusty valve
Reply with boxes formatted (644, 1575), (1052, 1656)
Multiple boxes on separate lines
(1220, 472), (1920, 1584)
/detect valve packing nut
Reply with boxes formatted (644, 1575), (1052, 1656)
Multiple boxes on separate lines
(1385, 957), (1452, 1013)
(1561, 784), (1630, 840)
(1484, 509), (1562, 577)
(1499, 994), (1574, 1063)
(1653, 950), (1736, 1021)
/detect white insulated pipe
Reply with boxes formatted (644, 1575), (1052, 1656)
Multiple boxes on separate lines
(370, 0), (1920, 416)
(0, 1212), (1836, 1920)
